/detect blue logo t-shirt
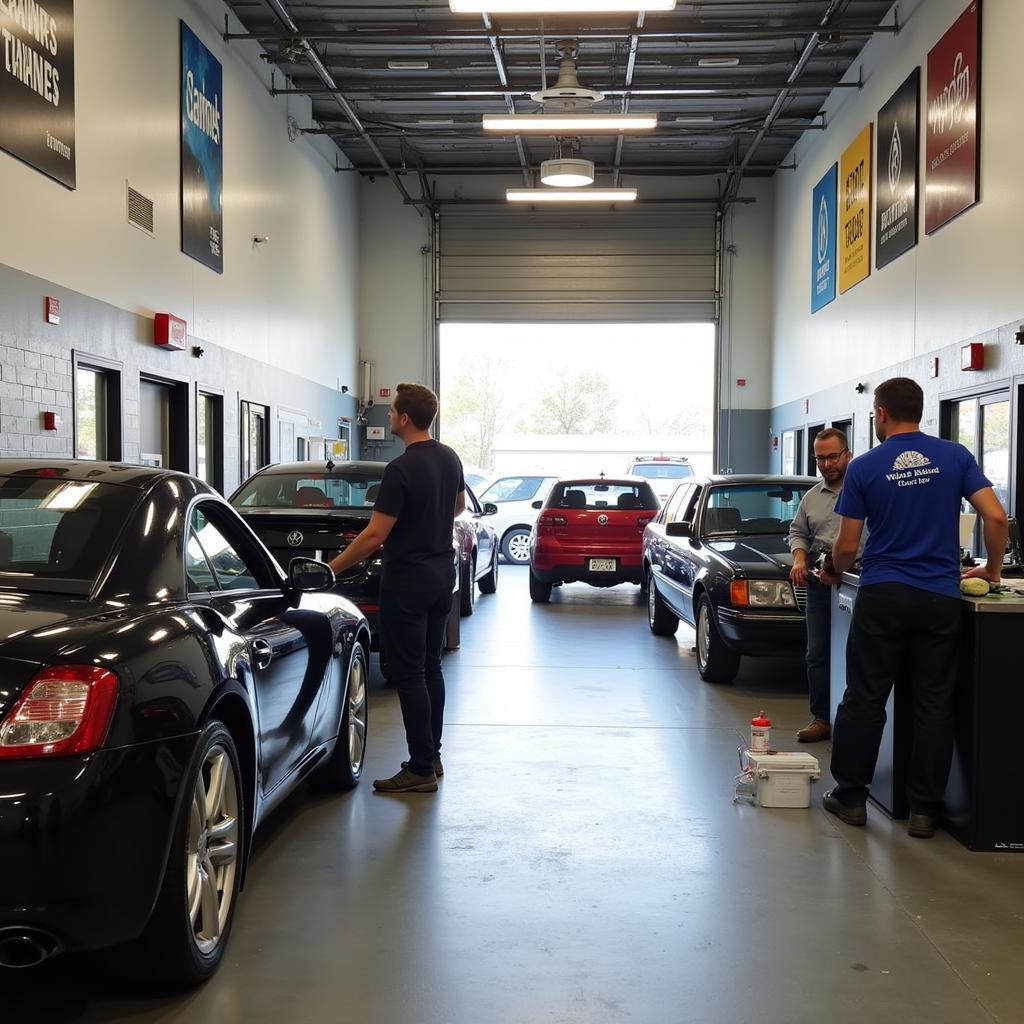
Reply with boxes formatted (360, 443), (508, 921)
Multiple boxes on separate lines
(835, 432), (991, 598)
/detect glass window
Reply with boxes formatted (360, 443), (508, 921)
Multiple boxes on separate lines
(663, 484), (694, 524)
(232, 470), (385, 509)
(480, 476), (546, 503)
(185, 530), (219, 593)
(76, 367), (108, 460)
(241, 401), (269, 482)
(197, 393), (223, 489)
(981, 400), (1010, 512)
(630, 462), (694, 480)
(781, 431), (797, 475)
(547, 480), (659, 511)
(704, 483), (813, 536)
(0, 476), (140, 593)
(190, 506), (270, 592)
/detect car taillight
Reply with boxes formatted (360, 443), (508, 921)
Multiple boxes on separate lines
(536, 514), (567, 536)
(0, 665), (119, 759)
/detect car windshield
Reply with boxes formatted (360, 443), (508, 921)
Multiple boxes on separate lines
(702, 483), (812, 536)
(480, 476), (549, 502)
(233, 471), (385, 509)
(631, 463), (693, 480)
(0, 475), (140, 593)
(548, 481), (659, 510)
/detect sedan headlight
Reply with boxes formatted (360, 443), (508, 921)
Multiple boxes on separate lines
(729, 580), (797, 608)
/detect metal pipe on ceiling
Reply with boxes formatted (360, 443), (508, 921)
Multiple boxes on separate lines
(481, 12), (531, 185)
(612, 13), (644, 188)
(336, 163), (792, 175)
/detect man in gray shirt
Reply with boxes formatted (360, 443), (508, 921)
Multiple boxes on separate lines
(788, 428), (855, 743)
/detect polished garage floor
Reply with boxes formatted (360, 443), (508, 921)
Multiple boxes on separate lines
(14, 567), (1024, 1024)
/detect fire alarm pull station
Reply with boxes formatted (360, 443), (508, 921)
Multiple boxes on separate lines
(154, 313), (188, 350)
(961, 342), (984, 371)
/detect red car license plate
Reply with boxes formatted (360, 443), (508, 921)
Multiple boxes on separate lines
(589, 558), (617, 572)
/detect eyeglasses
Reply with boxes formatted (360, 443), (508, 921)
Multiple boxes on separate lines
(814, 449), (849, 465)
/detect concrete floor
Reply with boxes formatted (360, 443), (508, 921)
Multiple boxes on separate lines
(13, 566), (1024, 1023)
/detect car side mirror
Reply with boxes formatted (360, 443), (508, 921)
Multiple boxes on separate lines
(287, 557), (335, 593)
(666, 522), (692, 539)
(483, 502), (498, 515)
(531, 500), (543, 510)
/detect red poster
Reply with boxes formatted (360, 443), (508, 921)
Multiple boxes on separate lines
(925, 1), (981, 234)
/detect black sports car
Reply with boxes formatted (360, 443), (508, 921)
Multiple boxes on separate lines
(642, 475), (817, 683)
(230, 461), (499, 668)
(0, 460), (369, 984)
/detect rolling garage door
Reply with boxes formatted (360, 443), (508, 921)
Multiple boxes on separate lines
(438, 206), (719, 324)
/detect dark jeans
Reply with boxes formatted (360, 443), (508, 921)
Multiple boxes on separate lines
(804, 575), (832, 724)
(831, 582), (961, 815)
(379, 585), (454, 776)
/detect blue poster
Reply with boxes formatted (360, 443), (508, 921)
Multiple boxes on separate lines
(811, 164), (837, 313)
(180, 22), (223, 273)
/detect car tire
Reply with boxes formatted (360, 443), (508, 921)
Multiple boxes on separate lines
(501, 528), (532, 564)
(309, 642), (368, 792)
(118, 720), (244, 986)
(647, 574), (679, 636)
(460, 557), (476, 616)
(529, 569), (552, 603)
(478, 548), (498, 594)
(696, 595), (740, 683)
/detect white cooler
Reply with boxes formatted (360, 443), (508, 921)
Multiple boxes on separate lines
(745, 750), (821, 808)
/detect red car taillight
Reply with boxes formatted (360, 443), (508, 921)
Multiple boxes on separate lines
(0, 665), (119, 759)
(535, 513), (567, 536)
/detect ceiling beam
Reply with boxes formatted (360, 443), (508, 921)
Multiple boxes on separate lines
(481, 13), (531, 185)
(612, 13), (643, 188)
(335, 163), (791, 175)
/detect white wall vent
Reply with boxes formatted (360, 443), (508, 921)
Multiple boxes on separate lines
(126, 182), (155, 235)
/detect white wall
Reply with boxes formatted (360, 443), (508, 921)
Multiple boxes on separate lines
(771, 0), (1024, 408)
(0, 0), (358, 389)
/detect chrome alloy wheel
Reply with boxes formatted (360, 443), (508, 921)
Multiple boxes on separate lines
(507, 532), (531, 563)
(187, 745), (240, 955)
(348, 653), (368, 775)
(697, 603), (711, 669)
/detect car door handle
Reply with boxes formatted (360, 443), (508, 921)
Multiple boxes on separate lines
(251, 638), (274, 670)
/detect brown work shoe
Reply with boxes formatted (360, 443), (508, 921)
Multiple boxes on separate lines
(402, 757), (444, 777)
(797, 719), (831, 743)
(373, 767), (438, 793)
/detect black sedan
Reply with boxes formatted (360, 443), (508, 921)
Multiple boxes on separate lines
(642, 475), (816, 683)
(230, 461), (499, 667)
(0, 460), (370, 984)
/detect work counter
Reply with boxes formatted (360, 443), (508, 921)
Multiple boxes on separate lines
(830, 573), (1024, 851)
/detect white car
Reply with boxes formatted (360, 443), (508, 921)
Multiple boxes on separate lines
(477, 474), (560, 563)
(624, 456), (694, 505)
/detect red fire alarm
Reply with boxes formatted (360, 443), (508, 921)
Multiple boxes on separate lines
(772, 435), (779, 451)
(735, 377), (747, 388)
(378, 388), (391, 398)
(43, 411), (62, 430)
(154, 313), (188, 350)
(45, 296), (60, 325)
(960, 342), (984, 371)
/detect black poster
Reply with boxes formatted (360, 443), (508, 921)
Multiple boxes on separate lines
(0, 0), (75, 188)
(875, 68), (920, 269)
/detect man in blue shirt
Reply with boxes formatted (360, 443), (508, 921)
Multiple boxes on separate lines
(819, 377), (1007, 838)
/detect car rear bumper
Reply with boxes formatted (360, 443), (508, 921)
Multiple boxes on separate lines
(531, 559), (644, 587)
(716, 607), (806, 655)
(0, 733), (198, 953)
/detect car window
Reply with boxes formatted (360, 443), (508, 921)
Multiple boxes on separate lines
(465, 486), (483, 515)
(664, 484), (695, 524)
(0, 475), (140, 593)
(548, 481), (659, 510)
(630, 463), (694, 480)
(190, 505), (274, 591)
(481, 476), (546, 502)
(703, 484), (812, 536)
(233, 471), (384, 509)
(185, 531), (219, 593)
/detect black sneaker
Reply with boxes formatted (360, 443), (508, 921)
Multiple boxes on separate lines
(401, 757), (444, 777)
(373, 767), (438, 793)
(908, 812), (938, 839)
(823, 789), (867, 826)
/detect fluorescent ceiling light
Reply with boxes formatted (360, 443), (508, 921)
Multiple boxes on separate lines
(698, 57), (740, 67)
(387, 60), (429, 70)
(507, 188), (638, 203)
(482, 114), (656, 133)
(452, 1), (674, 12)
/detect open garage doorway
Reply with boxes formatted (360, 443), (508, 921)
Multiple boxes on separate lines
(439, 321), (715, 564)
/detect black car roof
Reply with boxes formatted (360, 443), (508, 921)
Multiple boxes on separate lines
(0, 458), (209, 490)
(703, 474), (818, 485)
(252, 459), (388, 476)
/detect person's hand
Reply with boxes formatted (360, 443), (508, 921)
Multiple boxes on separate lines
(790, 559), (808, 587)
(816, 567), (841, 587)
(962, 564), (1001, 584)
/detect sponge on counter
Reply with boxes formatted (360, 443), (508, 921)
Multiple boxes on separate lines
(960, 577), (991, 596)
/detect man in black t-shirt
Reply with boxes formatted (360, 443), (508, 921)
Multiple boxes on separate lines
(329, 383), (465, 793)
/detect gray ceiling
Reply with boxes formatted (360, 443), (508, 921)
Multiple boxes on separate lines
(221, 1), (897, 204)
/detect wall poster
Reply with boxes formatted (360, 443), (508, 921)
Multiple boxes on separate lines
(811, 163), (838, 313)
(180, 21), (223, 273)
(838, 123), (872, 294)
(0, 0), (75, 188)
(876, 68), (920, 269)
(925, 0), (981, 234)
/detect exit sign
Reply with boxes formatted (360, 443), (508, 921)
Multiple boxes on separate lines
(378, 388), (391, 398)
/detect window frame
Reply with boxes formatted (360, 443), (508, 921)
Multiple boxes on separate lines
(72, 351), (123, 462)
(196, 385), (225, 494)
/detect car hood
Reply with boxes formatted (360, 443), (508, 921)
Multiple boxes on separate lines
(704, 535), (793, 575)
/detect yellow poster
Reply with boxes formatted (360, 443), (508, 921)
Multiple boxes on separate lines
(839, 123), (873, 294)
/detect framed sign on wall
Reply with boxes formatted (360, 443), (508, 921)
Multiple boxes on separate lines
(876, 68), (920, 269)
(811, 163), (838, 313)
(0, 0), (76, 188)
(925, 0), (981, 234)
(180, 21), (224, 273)
(839, 124), (873, 295)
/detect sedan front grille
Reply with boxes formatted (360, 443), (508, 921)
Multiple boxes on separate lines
(793, 585), (807, 611)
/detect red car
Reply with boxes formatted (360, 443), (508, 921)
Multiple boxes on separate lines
(528, 476), (660, 602)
